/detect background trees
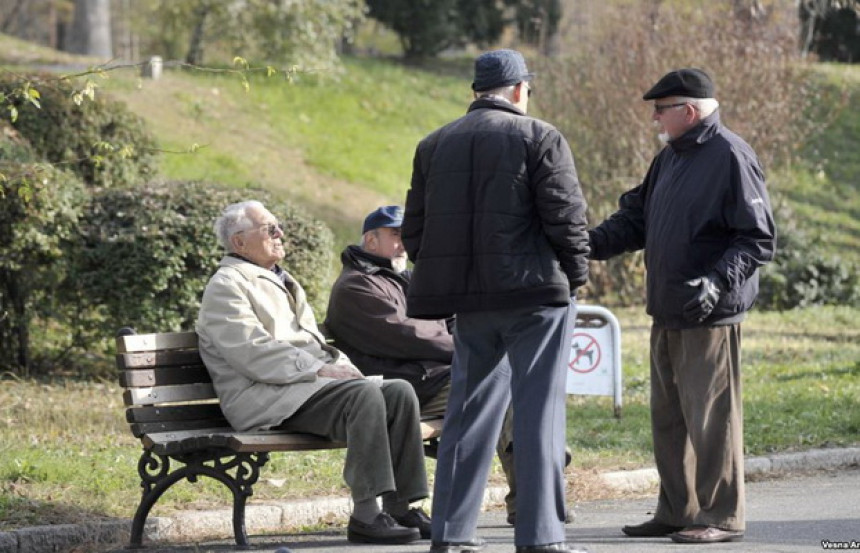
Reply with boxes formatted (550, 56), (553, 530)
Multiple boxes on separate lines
(800, 0), (860, 61)
(365, 0), (562, 58)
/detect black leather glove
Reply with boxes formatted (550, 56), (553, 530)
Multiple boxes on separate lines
(683, 273), (722, 323)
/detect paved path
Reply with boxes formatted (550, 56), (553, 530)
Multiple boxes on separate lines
(120, 468), (860, 553)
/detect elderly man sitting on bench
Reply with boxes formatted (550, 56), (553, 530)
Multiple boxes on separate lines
(196, 200), (431, 545)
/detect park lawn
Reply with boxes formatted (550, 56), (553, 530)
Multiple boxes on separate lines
(1, 305), (857, 531)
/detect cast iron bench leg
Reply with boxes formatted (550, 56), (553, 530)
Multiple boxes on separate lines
(129, 449), (270, 549)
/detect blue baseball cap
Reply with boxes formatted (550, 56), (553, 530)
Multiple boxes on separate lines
(362, 205), (403, 234)
(472, 49), (533, 92)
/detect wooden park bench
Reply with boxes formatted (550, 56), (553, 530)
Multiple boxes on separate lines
(116, 328), (443, 549)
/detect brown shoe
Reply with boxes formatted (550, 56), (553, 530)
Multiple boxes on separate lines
(621, 518), (684, 537)
(670, 526), (744, 543)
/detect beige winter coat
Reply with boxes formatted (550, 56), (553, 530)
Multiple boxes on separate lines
(196, 255), (352, 431)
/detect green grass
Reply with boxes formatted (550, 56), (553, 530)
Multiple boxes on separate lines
(1, 306), (857, 531)
(771, 64), (860, 256)
(87, 57), (470, 248)
(563, 306), (860, 473)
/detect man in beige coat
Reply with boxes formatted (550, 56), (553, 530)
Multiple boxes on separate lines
(196, 200), (431, 545)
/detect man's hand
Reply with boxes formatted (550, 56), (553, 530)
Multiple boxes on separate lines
(683, 273), (721, 323)
(317, 363), (364, 380)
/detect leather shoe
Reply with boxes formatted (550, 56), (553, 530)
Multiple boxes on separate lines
(347, 512), (420, 544)
(392, 507), (431, 539)
(621, 518), (684, 537)
(670, 526), (744, 543)
(515, 543), (589, 553)
(430, 537), (487, 552)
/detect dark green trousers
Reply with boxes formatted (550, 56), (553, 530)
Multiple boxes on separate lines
(277, 378), (428, 503)
(650, 324), (745, 531)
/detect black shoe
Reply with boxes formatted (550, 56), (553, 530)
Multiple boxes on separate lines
(429, 537), (487, 552)
(516, 543), (589, 553)
(392, 507), (431, 539)
(621, 518), (684, 537)
(507, 508), (575, 526)
(347, 512), (420, 544)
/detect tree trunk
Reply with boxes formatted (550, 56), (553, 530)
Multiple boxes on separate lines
(186, 4), (211, 66)
(66, 0), (113, 58)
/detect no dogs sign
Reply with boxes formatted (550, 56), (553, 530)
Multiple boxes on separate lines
(566, 305), (623, 414)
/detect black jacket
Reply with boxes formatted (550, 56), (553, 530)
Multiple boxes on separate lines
(589, 111), (776, 328)
(403, 97), (590, 319)
(324, 246), (451, 404)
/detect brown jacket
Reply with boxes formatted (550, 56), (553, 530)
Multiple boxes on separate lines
(325, 246), (451, 404)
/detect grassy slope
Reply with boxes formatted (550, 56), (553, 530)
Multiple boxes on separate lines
(94, 57), (471, 249)
(771, 63), (860, 254)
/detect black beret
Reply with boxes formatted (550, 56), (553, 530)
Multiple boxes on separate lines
(643, 68), (715, 100)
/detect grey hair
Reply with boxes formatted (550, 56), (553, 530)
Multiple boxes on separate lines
(477, 84), (516, 100)
(214, 200), (265, 252)
(360, 229), (378, 249)
(676, 96), (720, 118)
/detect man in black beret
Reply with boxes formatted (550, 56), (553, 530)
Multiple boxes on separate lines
(589, 68), (777, 544)
(404, 49), (590, 553)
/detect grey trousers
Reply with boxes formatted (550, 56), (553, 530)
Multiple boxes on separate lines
(650, 324), (745, 531)
(277, 378), (428, 504)
(423, 379), (517, 513)
(431, 304), (574, 547)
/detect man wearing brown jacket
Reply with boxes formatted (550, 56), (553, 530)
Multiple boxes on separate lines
(326, 206), (529, 526)
(325, 206), (452, 415)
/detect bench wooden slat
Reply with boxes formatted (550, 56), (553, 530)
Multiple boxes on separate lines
(119, 366), (211, 388)
(123, 383), (217, 406)
(126, 403), (224, 423)
(129, 418), (231, 438)
(116, 331), (198, 354)
(116, 349), (204, 370)
(142, 428), (344, 456)
(141, 420), (444, 455)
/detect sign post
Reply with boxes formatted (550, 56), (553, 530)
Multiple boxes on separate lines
(566, 304), (623, 417)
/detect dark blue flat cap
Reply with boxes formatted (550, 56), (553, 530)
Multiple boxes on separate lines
(472, 49), (534, 92)
(363, 205), (403, 233)
(643, 68), (715, 100)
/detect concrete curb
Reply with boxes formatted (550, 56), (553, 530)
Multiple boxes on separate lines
(1, 447), (857, 553)
(598, 446), (860, 493)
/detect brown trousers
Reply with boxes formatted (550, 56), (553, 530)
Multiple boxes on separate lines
(650, 324), (745, 531)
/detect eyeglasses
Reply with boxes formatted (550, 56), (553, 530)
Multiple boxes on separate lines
(237, 222), (283, 238)
(653, 102), (688, 114)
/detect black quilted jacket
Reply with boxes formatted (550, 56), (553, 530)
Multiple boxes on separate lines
(403, 97), (589, 319)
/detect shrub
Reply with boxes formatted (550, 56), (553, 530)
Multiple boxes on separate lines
(759, 202), (860, 309)
(66, 181), (334, 354)
(0, 123), (88, 375)
(0, 72), (158, 188)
